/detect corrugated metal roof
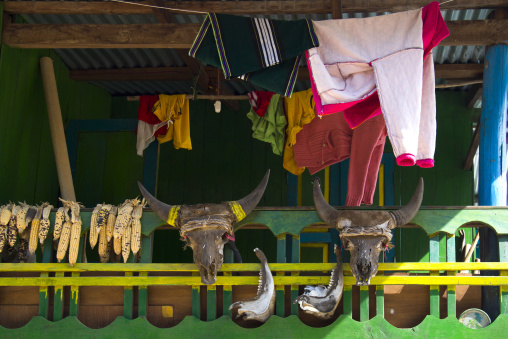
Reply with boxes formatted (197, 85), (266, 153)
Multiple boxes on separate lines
(11, 1), (493, 96)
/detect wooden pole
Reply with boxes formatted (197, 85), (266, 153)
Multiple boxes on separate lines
(478, 43), (508, 321)
(40, 57), (76, 201)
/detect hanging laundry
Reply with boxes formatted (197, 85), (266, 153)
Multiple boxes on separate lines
(152, 94), (192, 150)
(136, 95), (168, 156)
(306, 1), (449, 168)
(189, 13), (319, 97)
(283, 89), (316, 175)
(293, 112), (387, 206)
(247, 91), (276, 117)
(247, 94), (287, 155)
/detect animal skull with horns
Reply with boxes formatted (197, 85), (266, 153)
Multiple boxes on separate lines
(313, 177), (423, 285)
(138, 170), (270, 285)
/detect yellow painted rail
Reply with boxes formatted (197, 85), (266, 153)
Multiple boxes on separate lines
(0, 262), (507, 272)
(0, 275), (508, 287)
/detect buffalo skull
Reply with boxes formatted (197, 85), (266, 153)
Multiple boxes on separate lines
(138, 170), (270, 285)
(313, 177), (423, 285)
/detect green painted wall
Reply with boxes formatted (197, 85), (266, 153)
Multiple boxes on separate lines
(0, 44), (111, 207)
(393, 92), (476, 263)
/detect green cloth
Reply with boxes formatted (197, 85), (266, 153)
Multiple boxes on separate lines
(247, 94), (287, 155)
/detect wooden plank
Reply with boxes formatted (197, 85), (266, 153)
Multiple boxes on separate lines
(463, 124), (480, 170)
(429, 235), (440, 318)
(206, 285), (217, 321)
(192, 272), (200, 319)
(434, 63), (484, 79)
(124, 272), (134, 320)
(53, 272), (64, 321)
(70, 272), (80, 317)
(376, 274), (384, 317)
(2, 261), (508, 273)
(223, 272), (232, 317)
(4, 21), (508, 49)
(466, 84), (483, 109)
(360, 286), (369, 321)
(343, 285), (353, 317)
(5, 1), (507, 15)
(447, 235), (456, 318)
(38, 273), (49, 319)
(500, 235), (508, 314)
(276, 235), (286, 316)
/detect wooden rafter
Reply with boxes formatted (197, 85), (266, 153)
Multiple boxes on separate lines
(3, 20), (507, 49)
(4, 0), (507, 15)
(70, 64), (485, 82)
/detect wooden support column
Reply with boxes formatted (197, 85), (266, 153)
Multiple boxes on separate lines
(499, 235), (508, 314)
(429, 235), (440, 318)
(39, 234), (54, 318)
(276, 234), (286, 317)
(446, 235), (457, 318)
(359, 286), (369, 321)
(40, 57), (76, 202)
(479, 43), (508, 322)
(138, 234), (153, 318)
(290, 235), (300, 315)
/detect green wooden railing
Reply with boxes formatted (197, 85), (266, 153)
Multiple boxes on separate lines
(1, 207), (508, 325)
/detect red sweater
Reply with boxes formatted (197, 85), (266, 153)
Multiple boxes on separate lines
(293, 112), (387, 206)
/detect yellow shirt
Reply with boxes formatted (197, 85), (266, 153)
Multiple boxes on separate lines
(152, 94), (192, 150)
(283, 89), (316, 175)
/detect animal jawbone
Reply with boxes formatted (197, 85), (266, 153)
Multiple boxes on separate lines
(294, 245), (343, 319)
(229, 248), (275, 323)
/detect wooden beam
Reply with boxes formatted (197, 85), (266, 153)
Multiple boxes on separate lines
(467, 84), (483, 109)
(69, 63), (485, 82)
(4, 0), (507, 15)
(463, 124), (480, 170)
(434, 64), (484, 79)
(4, 20), (507, 49)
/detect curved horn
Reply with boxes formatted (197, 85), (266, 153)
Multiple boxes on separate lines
(390, 177), (424, 227)
(235, 169), (270, 216)
(137, 181), (174, 223)
(313, 177), (341, 227)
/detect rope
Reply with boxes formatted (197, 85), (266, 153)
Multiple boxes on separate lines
(107, 0), (207, 15)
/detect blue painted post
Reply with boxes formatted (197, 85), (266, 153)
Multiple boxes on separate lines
(479, 43), (508, 322)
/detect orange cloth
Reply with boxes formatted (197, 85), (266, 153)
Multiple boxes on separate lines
(152, 94), (192, 150)
(283, 89), (316, 175)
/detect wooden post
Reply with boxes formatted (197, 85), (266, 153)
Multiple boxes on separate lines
(479, 43), (508, 322)
(429, 235), (440, 318)
(40, 57), (76, 201)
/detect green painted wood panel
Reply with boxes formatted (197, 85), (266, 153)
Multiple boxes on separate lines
(0, 44), (111, 207)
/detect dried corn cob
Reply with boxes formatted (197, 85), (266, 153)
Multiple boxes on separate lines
(0, 224), (7, 253)
(56, 221), (72, 262)
(7, 205), (20, 247)
(70, 201), (81, 223)
(122, 221), (132, 263)
(53, 206), (68, 240)
(98, 225), (109, 262)
(28, 206), (43, 255)
(0, 204), (13, 226)
(38, 203), (53, 244)
(25, 206), (37, 225)
(68, 218), (82, 266)
(17, 238), (29, 263)
(114, 233), (122, 255)
(106, 206), (118, 242)
(96, 204), (111, 232)
(16, 202), (30, 232)
(89, 204), (102, 249)
(130, 199), (145, 255)
(113, 200), (135, 239)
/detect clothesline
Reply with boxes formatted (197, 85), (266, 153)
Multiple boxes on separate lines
(127, 95), (249, 102)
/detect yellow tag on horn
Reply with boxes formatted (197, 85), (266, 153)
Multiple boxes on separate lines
(167, 206), (181, 226)
(228, 201), (246, 222)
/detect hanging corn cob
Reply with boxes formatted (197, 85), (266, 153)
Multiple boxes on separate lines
(57, 220), (72, 262)
(0, 224), (6, 253)
(25, 206), (37, 226)
(89, 204), (103, 250)
(53, 206), (68, 240)
(29, 205), (43, 255)
(17, 238), (29, 263)
(98, 224), (109, 263)
(130, 199), (146, 255)
(7, 205), (21, 247)
(16, 202), (30, 232)
(122, 221), (132, 263)
(38, 203), (53, 244)
(113, 199), (136, 239)
(0, 204), (13, 227)
(106, 206), (118, 242)
(68, 217), (82, 267)
(96, 204), (111, 232)
(114, 233), (122, 255)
